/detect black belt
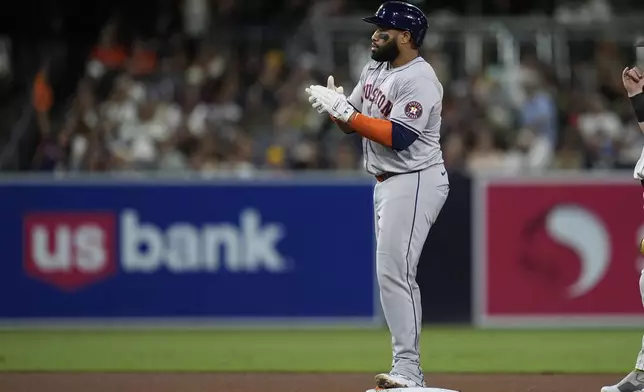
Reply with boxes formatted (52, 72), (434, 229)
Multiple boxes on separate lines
(375, 169), (421, 183)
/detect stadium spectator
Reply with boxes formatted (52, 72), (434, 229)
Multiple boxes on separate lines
(7, 0), (644, 176)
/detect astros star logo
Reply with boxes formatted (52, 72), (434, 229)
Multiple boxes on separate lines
(404, 101), (423, 119)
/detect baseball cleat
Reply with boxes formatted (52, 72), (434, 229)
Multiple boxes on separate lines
(375, 372), (424, 389)
(367, 389), (460, 392)
(601, 370), (644, 392)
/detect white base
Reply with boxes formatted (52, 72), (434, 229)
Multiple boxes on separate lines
(366, 388), (460, 392)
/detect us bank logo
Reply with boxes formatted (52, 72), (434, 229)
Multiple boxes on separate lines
(518, 204), (611, 299)
(23, 209), (291, 292)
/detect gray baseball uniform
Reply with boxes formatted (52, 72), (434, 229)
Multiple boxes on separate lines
(635, 270), (644, 370)
(348, 56), (449, 385)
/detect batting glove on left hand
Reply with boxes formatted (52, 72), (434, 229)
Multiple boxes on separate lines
(307, 76), (344, 115)
(305, 85), (355, 123)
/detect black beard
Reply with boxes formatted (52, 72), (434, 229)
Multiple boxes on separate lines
(371, 40), (400, 63)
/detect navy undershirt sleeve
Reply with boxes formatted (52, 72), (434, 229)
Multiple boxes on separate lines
(391, 120), (419, 151)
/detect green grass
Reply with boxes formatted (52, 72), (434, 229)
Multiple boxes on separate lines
(0, 327), (641, 373)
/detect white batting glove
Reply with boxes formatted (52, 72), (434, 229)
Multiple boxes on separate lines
(305, 85), (355, 123)
(307, 75), (344, 115)
(309, 94), (326, 114)
(327, 75), (344, 94)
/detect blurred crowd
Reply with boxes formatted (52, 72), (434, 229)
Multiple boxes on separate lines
(437, 42), (644, 175)
(23, 0), (644, 176)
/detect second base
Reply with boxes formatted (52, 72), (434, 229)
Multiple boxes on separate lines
(366, 388), (460, 392)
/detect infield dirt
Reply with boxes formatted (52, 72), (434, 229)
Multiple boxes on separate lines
(0, 372), (622, 392)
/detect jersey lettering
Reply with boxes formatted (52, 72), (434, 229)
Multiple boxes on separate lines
(347, 57), (445, 175)
(364, 83), (393, 118)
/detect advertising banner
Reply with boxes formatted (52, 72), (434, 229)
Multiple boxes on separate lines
(0, 176), (378, 327)
(474, 175), (644, 328)
(417, 170), (473, 324)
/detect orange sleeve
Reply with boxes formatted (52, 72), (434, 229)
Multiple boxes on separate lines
(347, 113), (392, 147)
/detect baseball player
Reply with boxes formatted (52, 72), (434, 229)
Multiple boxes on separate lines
(601, 66), (644, 392)
(305, 1), (450, 390)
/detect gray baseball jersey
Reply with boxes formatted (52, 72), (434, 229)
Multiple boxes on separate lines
(347, 57), (444, 175)
(344, 56), (450, 387)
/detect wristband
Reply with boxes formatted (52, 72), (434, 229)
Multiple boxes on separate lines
(630, 92), (644, 123)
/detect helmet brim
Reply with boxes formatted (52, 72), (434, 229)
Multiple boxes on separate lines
(363, 16), (388, 27)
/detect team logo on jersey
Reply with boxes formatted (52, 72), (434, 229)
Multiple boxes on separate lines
(404, 101), (423, 119)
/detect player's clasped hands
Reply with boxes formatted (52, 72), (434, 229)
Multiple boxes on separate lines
(305, 76), (355, 123)
(306, 75), (339, 114)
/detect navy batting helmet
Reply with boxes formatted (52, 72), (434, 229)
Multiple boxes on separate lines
(363, 1), (429, 48)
